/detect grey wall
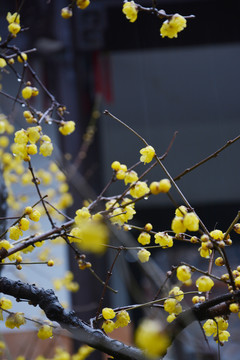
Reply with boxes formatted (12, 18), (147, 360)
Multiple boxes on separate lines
(101, 44), (240, 207)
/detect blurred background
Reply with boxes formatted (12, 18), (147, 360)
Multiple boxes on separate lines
(0, 0), (240, 359)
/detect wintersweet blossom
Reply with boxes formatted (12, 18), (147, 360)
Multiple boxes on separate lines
(122, 1), (138, 23)
(61, 7), (73, 19)
(38, 324), (53, 339)
(135, 319), (170, 357)
(160, 14), (186, 39)
(203, 317), (230, 343)
(138, 248), (151, 263)
(196, 276), (214, 292)
(102, 308), (116, 320)
(76, 0), (90, 9)
(7, 12), (21, 35)
(59, 121), (76, 135)
(140, 145), (155, 164)
(154, 232), (173, 248)
(176, 265), (191, 282)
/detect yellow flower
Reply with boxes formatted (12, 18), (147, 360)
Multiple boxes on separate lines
(59, 121), (75, 135)
(0, 340), (5, 354)
(76, 0), (90, 9)
(203, 317), (229, 342)
(138, 232), (151, 245)
(160, 14), (187, 39)
(124, 170), (138, 185)
(135, 319), (170, 357)
(17, 53), (28, 63)
(38, 324), (53, 339)
(234, 223), (240, 234)
(9, 226), (23, 240)
(102, 320), (115, 333)
(167, 314), (176, 323)
(215, 257), (224, 266)
(75, 219), (109, 254)
(39, 141), (53, 157)
(6, 12), (20, 24)
(27, 144), (37, 155)
(169, 286), (184, 301)
(22, 86), (33, 100)
(27, 126), (41, 143)
(183, 212), (199, 231)
(8, 22), (21, 35)
(102, 307), (116, 320)
(74, 345), (94, 360)
(158, 179), (171, 193)
(122, 1), (138, 23)
(171, 216), (186, 234)
(203, 319), (217, 336)
(129, 181), (149, 198)
(14, 129), (28, 144)
(199, 246), (212, 259)
(114, 310), (130, 328)
(210, 229), (224, 241)
(0, 59), (7, 68)
(5, 313), (26, 329)
(29, 210), (41, 222)
(164, 298), (178, 314)
(218, 330), (230, 342)
(111, 161), (121, 171)
(0, 136), (9, 147)
(19, 218), (30, 231)
(61, 7), (73, 19)
(154, 232), (173, 248)
(137, 248), (151, 263)
(196, 276), (214, 292)
(176, 265), (191, 282)
(149, 181), (161, 195)
(109, 201), (136, 226)
(75, 207), (91, 225)
(229, 303), (239, 313)
(0, 297), (12, 310)
(139, 145), (155, 164)
(175, 205), (187, 217)
(0, 121), (6, 134)
(116, 169), (126, 180)
(0, 240), (11, 250)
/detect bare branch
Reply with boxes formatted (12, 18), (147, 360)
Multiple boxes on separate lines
(0, 277), (147, 360)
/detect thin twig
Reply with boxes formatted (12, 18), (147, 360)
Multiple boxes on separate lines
(224, 211), (240, 240)
(28, 159), (55, 228)
(95, 247), (123, 325)
(174, 135), (240, 181)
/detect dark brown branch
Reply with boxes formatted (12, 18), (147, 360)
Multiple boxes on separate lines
(0, 277), (147, 360)
(1, 220), (74, 260)
(165, 290), (240, 344)
(137, 5), (195, 20)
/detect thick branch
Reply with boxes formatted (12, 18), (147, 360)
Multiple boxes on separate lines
(1, 277), (239, 359)
(0, 277), (146, 360)
(166, 290), (240, 343)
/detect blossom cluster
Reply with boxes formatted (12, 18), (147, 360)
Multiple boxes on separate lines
(164, 286), (184, 323)
(203, 317), (230, 343)
(171, 205), (199, 234)
(122, 2), (188, 39)
(101, 307), (131, 333)
(7, 12), (21, 36)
